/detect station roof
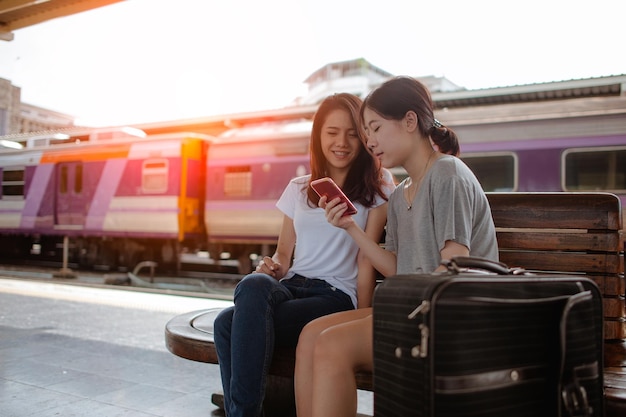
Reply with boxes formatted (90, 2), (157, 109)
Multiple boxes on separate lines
(432, 74), (626, 109)
(0, 0), (123, 41)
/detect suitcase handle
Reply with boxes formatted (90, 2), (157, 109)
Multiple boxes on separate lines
(443, 256), (527, 275)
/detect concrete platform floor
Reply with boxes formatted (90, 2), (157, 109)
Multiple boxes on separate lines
(0, 277), (373, 416)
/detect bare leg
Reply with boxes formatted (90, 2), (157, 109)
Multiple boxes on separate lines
(295, 314), (331, 417)
(295, 308), (373, 417)
(312, 312), (373, 417)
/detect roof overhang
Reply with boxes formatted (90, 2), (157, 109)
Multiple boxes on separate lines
(1, 0), (123, 41)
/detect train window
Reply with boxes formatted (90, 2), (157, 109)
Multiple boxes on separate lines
(389, 153), (517, 191)
(563, 147), (626, 192)
(142, 159), (169, 193)
(224, 166), (252, 197)
(60, 166), (68, 194)
(461, 153), (517, 192)
(1, 167), (25, 199)
(74, 164), (83, 194)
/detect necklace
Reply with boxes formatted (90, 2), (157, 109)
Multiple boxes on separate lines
(405, 150), (436, 210)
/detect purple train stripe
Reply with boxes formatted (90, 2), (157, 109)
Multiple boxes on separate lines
(20, 164), (53, 229)
(85, 159), (127, 230)
(462, 134), (626, 152)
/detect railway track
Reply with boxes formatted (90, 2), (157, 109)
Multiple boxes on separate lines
(0, 258), (240, 300)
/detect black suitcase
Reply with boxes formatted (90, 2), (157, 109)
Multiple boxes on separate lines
(373, 257), (604, 417)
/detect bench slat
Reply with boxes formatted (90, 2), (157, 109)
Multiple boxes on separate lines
(496, 231), (621, 252)
(604, 297), (626, 318)
(487, 192), (622, 230)
(606, 320), (626, 340)
(499, 251), (622, 274)
(588, 275), (625, 297)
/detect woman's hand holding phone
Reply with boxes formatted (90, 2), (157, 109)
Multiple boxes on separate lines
(311, 177), (358, 217)
(318, 194), (357, 230)
(311, 177), (358, 229)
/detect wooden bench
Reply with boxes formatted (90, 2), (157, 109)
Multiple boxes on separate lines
(165, 192), (626, 416)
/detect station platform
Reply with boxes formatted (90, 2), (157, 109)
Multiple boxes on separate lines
(0, 276), (232, 416)
(0, 276), (374, 416)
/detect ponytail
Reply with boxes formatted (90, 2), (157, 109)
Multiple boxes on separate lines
(430, 119), (460, 156)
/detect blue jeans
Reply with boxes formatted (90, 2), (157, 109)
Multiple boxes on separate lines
(213, 273), (354, 417)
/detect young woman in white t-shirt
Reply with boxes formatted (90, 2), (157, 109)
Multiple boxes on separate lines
(213, 93), (394, 417)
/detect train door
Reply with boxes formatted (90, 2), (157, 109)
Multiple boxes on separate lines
(55, 162), (86, 226)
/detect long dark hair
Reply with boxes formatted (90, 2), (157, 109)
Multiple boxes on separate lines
(361, 76), (460, 156)
(308, 93), (387, 207)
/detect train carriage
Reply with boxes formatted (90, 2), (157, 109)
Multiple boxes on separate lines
(0, 131), (212, 271)
(203, 120), (312, 272)
(450, 96), (626, 219)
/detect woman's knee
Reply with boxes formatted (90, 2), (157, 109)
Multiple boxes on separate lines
(296, 320), (322, 359)
(313, 326), (351, 365)
(233, 273), (278, 301)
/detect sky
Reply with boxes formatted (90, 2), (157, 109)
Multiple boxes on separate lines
(0, 0), (625, 127)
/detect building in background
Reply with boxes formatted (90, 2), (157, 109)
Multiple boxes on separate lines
(18, 102), (76, 133)
(296, 58), (462, 106)
(0, 78), (20, 135)
(0, 77), (76, 135)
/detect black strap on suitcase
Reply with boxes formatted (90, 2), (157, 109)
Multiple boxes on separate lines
(373, 256), (604, 417)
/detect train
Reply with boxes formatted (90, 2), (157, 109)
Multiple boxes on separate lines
(0, 122), (313, 274)
(0, 94), (624, 274)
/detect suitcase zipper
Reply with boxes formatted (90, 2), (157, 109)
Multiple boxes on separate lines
(405, 300), (431, 358)
(407, 300), (430, 319)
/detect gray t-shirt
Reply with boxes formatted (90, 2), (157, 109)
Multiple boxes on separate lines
(385, 155), (498, 274)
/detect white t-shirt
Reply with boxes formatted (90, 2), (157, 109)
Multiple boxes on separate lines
(277, 172), (394, 307)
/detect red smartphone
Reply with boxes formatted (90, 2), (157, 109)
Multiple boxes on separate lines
(311, 177), (358, 216)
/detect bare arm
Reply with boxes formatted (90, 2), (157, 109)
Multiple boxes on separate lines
(321, 196), (398, 278)
(355, 202), (388, 308)
(435, 240), (470, 272)
(435, 240), (469, 272)
(255, 214), (295, 280)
